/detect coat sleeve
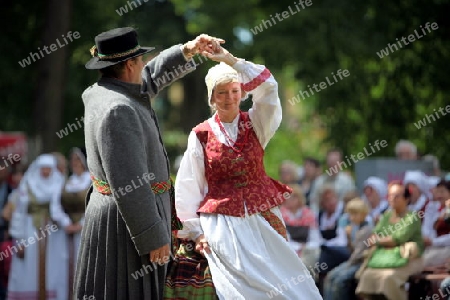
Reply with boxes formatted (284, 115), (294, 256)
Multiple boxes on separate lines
(97, 104), (170, 255)
(141, 45), (196, 97)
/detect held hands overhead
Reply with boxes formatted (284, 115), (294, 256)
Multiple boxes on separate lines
(183, 34), (238, 65)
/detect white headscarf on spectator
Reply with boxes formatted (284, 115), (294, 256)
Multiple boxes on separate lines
(363, 176), (388, 200)
(403, 170), (430, 198)
(19, 154), (64, 203)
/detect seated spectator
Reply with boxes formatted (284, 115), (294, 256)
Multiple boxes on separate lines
(317, 185), (350, 273)
(395, 139), (418, 160)
(363, 176), (389, 224)
(278, 160), (300, 184)
(299, 157), (321, 206)
(338, 191), (373, 237)
(281, 184), (321, 271)
(356, 181), (424, 300)
(422, 180), (450, 267)
(323, 198), (373, 300)
(404, 170), (431, 217)
(309, 148), (356, 214)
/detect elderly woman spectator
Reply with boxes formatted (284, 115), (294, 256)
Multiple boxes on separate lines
(404, 170), (431, 216)
(281, 184), (321, 270)
(422, 180), (450, 267)
(356, 181), (424, 300)
(8, 154), (66, 300)
(316, 185), (350, 293)
(363, 176), (389, 224)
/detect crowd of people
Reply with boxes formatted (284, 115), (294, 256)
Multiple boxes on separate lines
(0, 149), (89, 300)
(278, 141), (450, 300)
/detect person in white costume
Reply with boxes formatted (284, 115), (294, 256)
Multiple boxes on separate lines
(174, 46), (322, 300)
(51, 148), (91, 300)
(7, 154), (66, 300)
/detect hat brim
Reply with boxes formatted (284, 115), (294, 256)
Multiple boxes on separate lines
(85, 47), (155, 70)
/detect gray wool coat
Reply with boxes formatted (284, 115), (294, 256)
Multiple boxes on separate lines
(74, 45), (195, 300)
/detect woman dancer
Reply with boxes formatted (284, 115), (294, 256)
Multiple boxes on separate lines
(173, 46), (322, 299)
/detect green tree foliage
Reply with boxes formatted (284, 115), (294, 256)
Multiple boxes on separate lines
(171, 0), (450, 172)
(1, 0), (448, 174)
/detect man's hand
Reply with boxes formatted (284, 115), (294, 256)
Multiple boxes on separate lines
(149, 243), (170, 264)
(183, 34), (225, 58)
(195, 234), (211, 256)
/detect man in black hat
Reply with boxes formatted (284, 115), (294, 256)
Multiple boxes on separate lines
(74, 27), (223, 300)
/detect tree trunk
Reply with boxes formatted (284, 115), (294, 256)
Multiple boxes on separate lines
(180, 65), (210, 133)
(33, 0), (72, 153)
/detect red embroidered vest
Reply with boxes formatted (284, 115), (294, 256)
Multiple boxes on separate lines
(193, 112), (291, 217)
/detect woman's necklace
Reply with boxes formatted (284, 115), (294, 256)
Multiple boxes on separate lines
(214, 111), (250, 153)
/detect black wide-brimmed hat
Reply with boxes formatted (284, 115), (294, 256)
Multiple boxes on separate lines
(85, 27), (155, 70)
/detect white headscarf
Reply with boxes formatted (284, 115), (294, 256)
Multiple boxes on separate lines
(403, 170), (428, 194)
(65, 148), (91, 193)
(363, 176), (388, 199)
(205, 62), (240, 107)
(20, 154), (64, 203)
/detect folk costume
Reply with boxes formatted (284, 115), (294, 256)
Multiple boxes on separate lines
(7, 154), (66, 300)
(172, 60), (322, 299)
(51, 148), (90, 300)
(404, 170), (431, 218)
(74, 27), (191, 300)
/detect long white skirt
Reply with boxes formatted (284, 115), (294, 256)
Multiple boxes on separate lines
(7, 216), (68, 300)
(200, 207), (322, 300)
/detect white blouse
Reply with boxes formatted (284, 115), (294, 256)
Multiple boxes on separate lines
(51, 171), (91, 228)
(175, 59), (282, 241)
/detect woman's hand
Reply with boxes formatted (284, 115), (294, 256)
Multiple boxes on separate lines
(423, 236), (433, 247)
(203, 46), (238, 66)
(183, 34), (225, 58)
(195, 234), (211, 256)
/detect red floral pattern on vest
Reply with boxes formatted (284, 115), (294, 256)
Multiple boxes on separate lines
(194, 112), (291, 217)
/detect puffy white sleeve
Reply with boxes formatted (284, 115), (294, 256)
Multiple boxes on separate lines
(232, 60), (282, 149)
(175, 131), (207, 241)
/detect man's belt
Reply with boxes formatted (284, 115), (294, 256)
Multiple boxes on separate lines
(90, 174), (172, 196)
(90, 174), (182, 231)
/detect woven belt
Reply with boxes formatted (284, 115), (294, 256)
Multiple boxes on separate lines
(90, 174), (172, 196)
(90, 174), (182, 231)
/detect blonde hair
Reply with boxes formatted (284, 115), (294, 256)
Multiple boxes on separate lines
(345, 197), (369, 216)
(287, 184), (306, 206)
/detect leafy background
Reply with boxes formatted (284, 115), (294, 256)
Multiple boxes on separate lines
(1, 0), (449, 178)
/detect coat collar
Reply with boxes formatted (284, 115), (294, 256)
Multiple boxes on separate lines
(98, 76), (149, 103)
